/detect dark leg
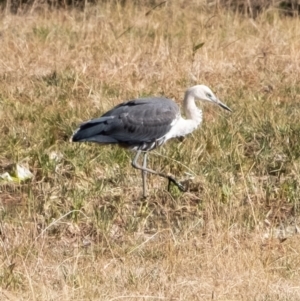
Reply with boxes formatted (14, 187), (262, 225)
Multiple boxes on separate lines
(142, 152), (148, 198)
(132, 150), (186, 195)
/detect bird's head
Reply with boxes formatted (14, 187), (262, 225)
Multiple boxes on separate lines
(188, 85), (232, 112)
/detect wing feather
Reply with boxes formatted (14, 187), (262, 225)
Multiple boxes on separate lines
(72, 97), (180, 149)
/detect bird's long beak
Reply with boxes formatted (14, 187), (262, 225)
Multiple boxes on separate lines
(217, 99), (232, 112)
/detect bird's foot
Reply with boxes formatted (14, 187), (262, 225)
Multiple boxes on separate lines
(167, 176), (186, 192)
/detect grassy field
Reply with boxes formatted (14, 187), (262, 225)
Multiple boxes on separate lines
(1, 1), (300, 300)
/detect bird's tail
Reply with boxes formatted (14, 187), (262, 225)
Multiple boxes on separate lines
(71, 118), (118, 144)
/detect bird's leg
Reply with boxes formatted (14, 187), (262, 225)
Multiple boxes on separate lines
(142, 152), (148, 198)
(132, 150), (186, 195)
(133, 150), (147, 198)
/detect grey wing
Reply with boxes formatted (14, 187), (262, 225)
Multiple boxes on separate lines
(72, 97), (180, 148)
(72, 116), (119, 143)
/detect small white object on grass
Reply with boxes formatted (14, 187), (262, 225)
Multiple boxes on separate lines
(0, 164), (33, 183)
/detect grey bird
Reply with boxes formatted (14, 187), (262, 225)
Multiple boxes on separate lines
(71, 85), (231, 197)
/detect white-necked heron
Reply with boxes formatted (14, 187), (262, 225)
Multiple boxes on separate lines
(72, 85), (231, 197)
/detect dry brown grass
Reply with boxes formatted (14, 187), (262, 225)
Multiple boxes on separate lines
(1, 1), (300, 300)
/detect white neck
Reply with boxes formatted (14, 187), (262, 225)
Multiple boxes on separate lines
(165, 92), (203, 140)
(183, 92), (202, 124)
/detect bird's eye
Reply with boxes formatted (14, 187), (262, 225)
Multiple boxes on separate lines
(206, 93), (212, 98)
